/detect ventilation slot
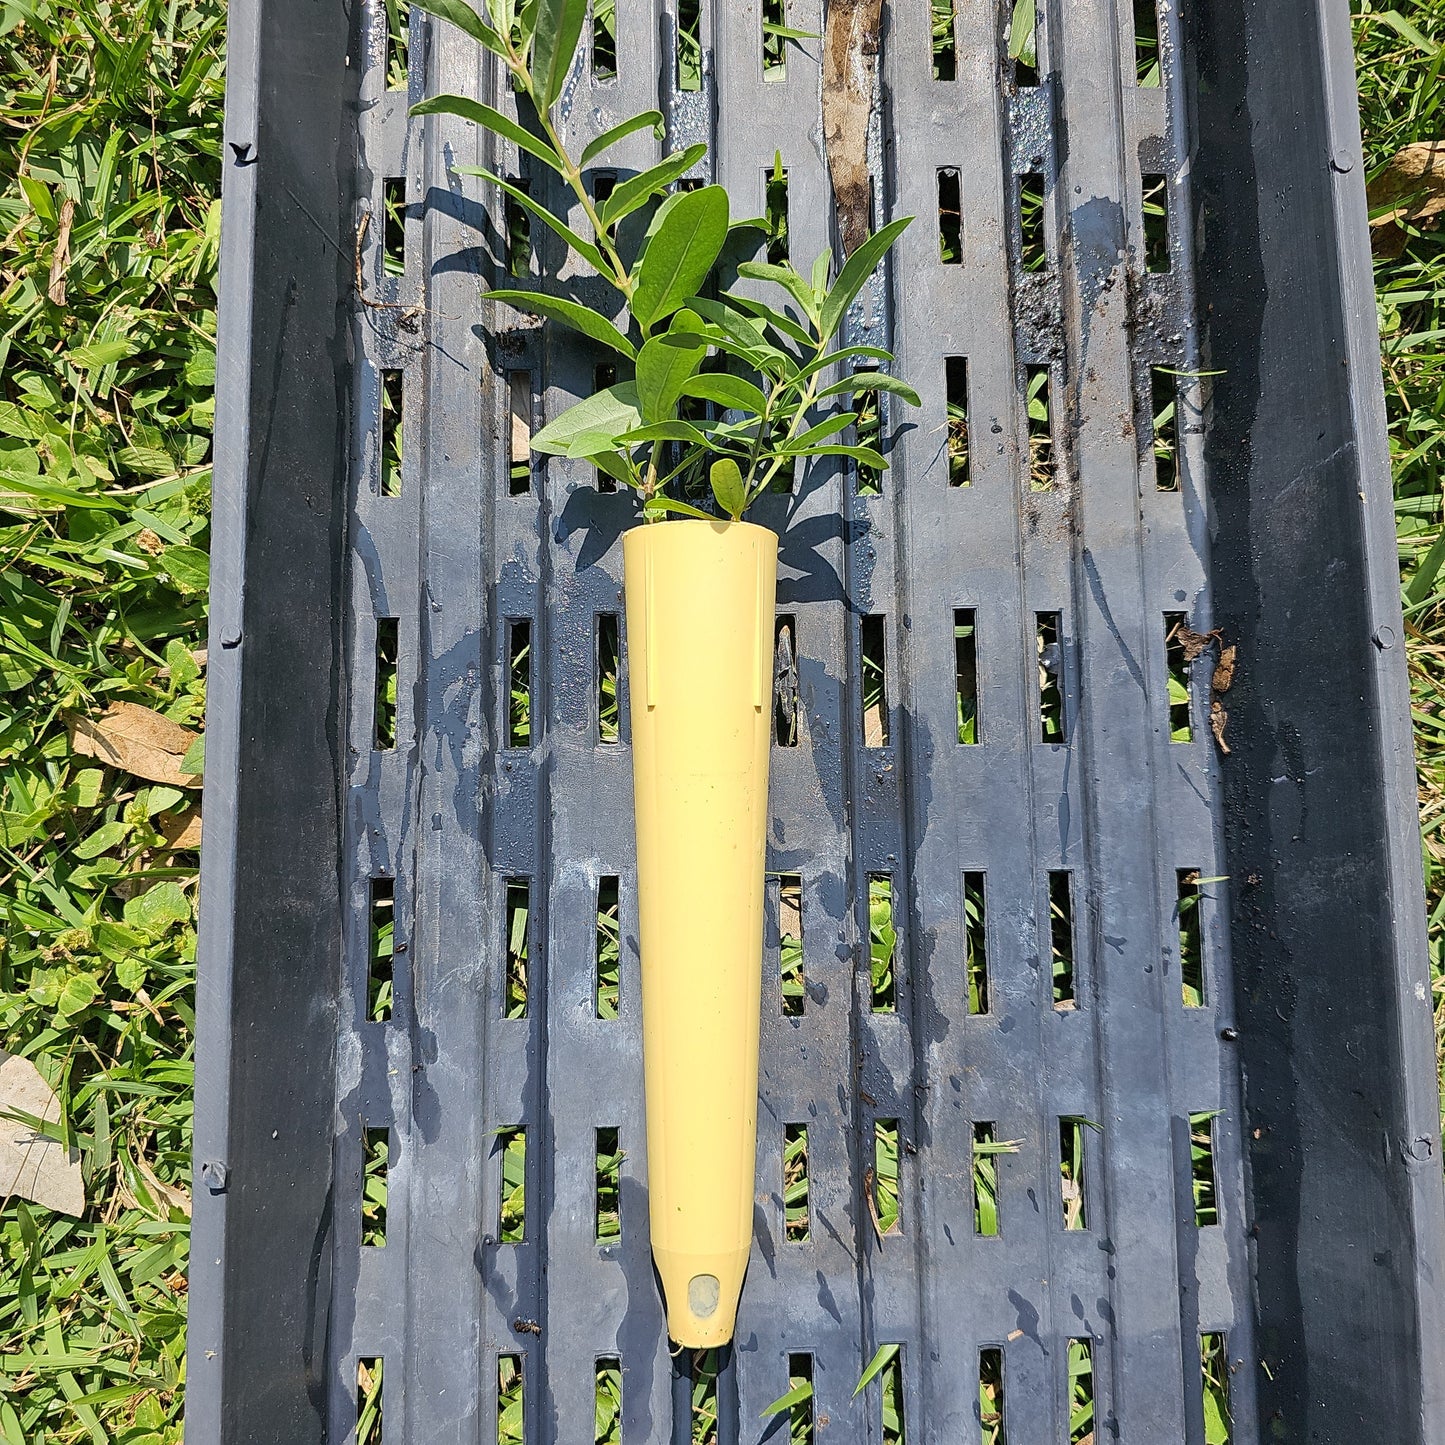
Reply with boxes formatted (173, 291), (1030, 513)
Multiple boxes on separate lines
(978, 1346), (1006, 1444)
(784, 1122), (810, 1241)
(507, 619), (532, 748)
(763, 0), (788, 81)
(357, 1357), (384, 1445)
(1036, 611), (1064, 741)
(1026, 365), (1054, 490)
(973, 1121), (1000, 1236)
(1191, 1111), (1219, 1226)
(383, 177), (406, 276)
(765, 158), (789, 263)
(596, 875), (620, 1018)
(595, 1126), (621, 1243)
(1049, 871), (1076, 1008)
(774, 614), (800, 747)
(869, 874), (897, 1013)
(595, 1357), (622, 1443)
(504, 878), (529, 1019)
(1018, 172), (1046, 271)
(498, 1127), (526, 1241)
(933, 0), (957, 79)
(779, 873), (804, 1016)
(879, 1345), (906, 1443)
(597, 614), (620, 742)
(677, 0), (702, 90)
(505, 176), (532, 277)
(380, 368), (403, 497)
(690, 1349), (720, 1442)
(945, 355), (970, 484)
(782, 1353), (814, 1441)
(594, 363), (619, 489)
(855, 367), (883, 496)
(497, 1355), (524, 1443)
(873, 1119), (901, 1235)
(861, 615), (889, 746)
(937, 167), (962, 263)
(374, 617), (398, 751)
(955, 609), (978, 743)
(385, 0), (410, 90)
(1166, 613), (1193, 741)
(1143, 172), (1170, 272)
(592, 0), (617, 79)
(964, 871), (989, 1014)
(507, 371), (532, 495)
(1060, 1119), (1088, 1230)
(1068, 1338), (1095, 1442)
(362, 1127), (388, 1246)
(1178, 869), (1205, 1007)
(1135, 0), (1161, 86)
(368, 877), (394, 1022)
(1151, 367), (1178, 490)
(1200, 1332), (1232, 1441)
(1008, 0), (1038, 86)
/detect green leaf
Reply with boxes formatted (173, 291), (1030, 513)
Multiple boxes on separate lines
(456, 168), (610, 274)
(485, 288), (636, 358)
(785, 413), (856, 450)
(531, 382), (642, 456)
(67, 340), (134, 370)
(410, 95), (563, 170)
(761, 1381), (814, 1418)
(56, 971), (100, 1018)
(599, 144), (708, 229)
(709, 457), (746, 519)
(123, 881), (191, 936)
(678, 373), (769, 415)
(643, 496), (715, 520)
(179, 735), (206, 776)
(632, 186), (730, 328)
(592, 450), (635, 486)
(853, 1342), (900, 1397)
(635, 327), (707, 424)
(727, 292), (815, 348)
(74, 821), (131, 861)
(784, 443), (888, 470)
(737, 259), (819, 323)
(531, 0), (589, 106)
(819, 215), (913, 343)
(164, 546), (210, 593)
(116, 956), (148, 993)
(580, 110), (665, 167)
(816, 371), (922, 407)
(414, 0), (511, 57)
(810, 247), (831, 299)
(616, 420), (711, 446)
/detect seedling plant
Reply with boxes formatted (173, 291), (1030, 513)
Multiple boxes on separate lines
(412, 0), (919, 524)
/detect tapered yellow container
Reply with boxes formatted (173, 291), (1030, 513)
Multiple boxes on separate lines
(623, 518), (777, 1348)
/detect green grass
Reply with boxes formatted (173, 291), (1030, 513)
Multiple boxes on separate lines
(0, 3), (1440, 1442)
(1354, 0), (1445, 1146)
(0, 1), (221, 1440)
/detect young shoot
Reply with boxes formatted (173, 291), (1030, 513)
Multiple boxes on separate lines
(411, 0), (918, 523)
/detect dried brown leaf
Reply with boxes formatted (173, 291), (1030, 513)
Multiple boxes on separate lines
(158, 806), (202, 851)
(47, 196), (74, 306)
(1210, 698), (1231, 755)
(135, 527), (165, 556)
(822, 0), (884, 258)
(68, 701), (201, 788)
(1368, 139), (1445, 259)
(1213, 644), (1237, 695)
(0, 1050), (84, 1216)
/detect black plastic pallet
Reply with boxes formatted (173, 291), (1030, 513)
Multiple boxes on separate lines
(188, 1), (1445, 1441)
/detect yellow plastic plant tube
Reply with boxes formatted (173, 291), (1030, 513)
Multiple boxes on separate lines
(622, 518), (777, 1348)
